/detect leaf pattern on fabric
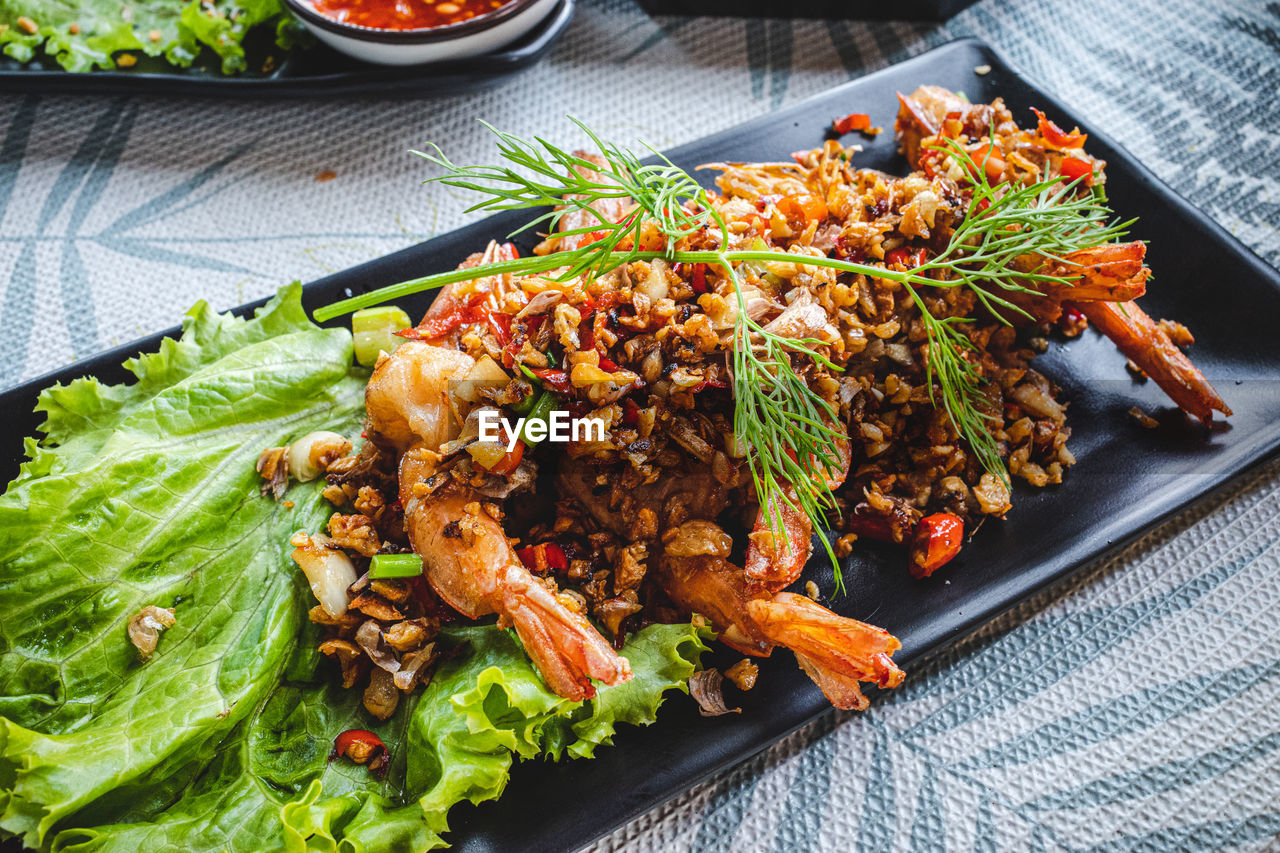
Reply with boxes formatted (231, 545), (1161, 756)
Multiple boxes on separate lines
(5, 1), (1280, 849)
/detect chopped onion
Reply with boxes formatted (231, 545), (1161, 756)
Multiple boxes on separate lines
(394, 643), (438, 691)
(290, 532), (357, 618)
(363, 668), (399, 721)
(516, 289), (563, 319)
(466, 439), (508, 470)
(356, 620), (401, 673)
(670, 417), (715, 463)
(638, 258), (670, 301)
(1011, 383), (1065, 424)
(723, 433), (748, 459)
(286, 431), (351, 482)
(689, 668), (741, 717)
(724, 658), (759, 691)
(127, 605), (176, 661)
(454, 356), (510, 403)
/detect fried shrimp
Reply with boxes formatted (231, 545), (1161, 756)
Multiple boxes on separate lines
(895, 84), (1228, 426)
(748, 593), (904, 711)
(744, 434), (851, 589)
(367, 341), (631, 701)
(400, 452), (631, 700)
(365, 340), (472, 452)
(656, 544), (904, 711)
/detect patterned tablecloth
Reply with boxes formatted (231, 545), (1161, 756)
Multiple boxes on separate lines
(3, 0), (1279, 849)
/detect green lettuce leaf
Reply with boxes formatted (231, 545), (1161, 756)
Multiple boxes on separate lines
(0, 0), (297, 74)
(0, 284), (709, 852)
(33, 623), (708, 853)
(0, 284), (367, 848)
(337, 622), (710, 852)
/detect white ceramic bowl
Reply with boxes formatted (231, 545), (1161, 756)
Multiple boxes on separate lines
(284, 0), (560, 66)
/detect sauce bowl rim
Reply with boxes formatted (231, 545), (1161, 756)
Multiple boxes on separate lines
(281, 0), (542, 44)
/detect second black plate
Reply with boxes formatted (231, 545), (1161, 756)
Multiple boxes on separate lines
(0, 0), (572, 98)
(4, 37), (1279, 853)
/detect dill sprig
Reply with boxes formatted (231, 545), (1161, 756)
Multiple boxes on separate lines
(315, 120), (1134, 588)
(412, 118), (724, 280)
(717, 250), (847, 582)
(897, 135), (1134, 482)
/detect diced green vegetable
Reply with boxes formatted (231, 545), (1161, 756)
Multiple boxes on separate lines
(369, 553), (424, 579)
(508, 383), (537, 416)
(352, 306), (411, 367)
(518, 390), (558, 445)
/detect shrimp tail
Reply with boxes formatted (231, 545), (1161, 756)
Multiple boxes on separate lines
(501, 569), (632, 701)
(748, 592), (905, 711)
(1071, 299), (1232, 424)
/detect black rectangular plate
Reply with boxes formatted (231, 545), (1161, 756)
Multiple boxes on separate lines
(4, 37), (1280, 853)
(0, 0), (571, 99)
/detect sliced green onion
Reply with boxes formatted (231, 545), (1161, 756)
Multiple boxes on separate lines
(352, 305), (412, 368)
(518, 390), (558, 445)
(518, 363), (541, 385)
(369, 553), (423, 579)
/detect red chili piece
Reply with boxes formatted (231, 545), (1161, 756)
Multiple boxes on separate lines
(689, 378), (728, 394)
(1031, 108), (1087, 149)
(517, 542), (569, 573)
(846, 512), (895, 542)
(574, 229), (609, 249)
(331, 729), (389, 777)
(486, 440), (524, 476)
(531, 368), (571, 394)
(969, 142), (1006, 183)
(690, 262), (709, 294)
(897, 92), (940, 135)
(832, 112), (872, 134)
(579, 318), (597, 351)
(395, 304), (473, 341)
(885, 246), (927, 268)
(909, 513), (964, 579)
(1060, 156), (1094, 184)
(777, 192), (828, 227)
(487, 312), (513, 347)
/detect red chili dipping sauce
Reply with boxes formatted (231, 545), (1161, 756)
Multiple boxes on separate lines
(309, 0), (512, 30)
